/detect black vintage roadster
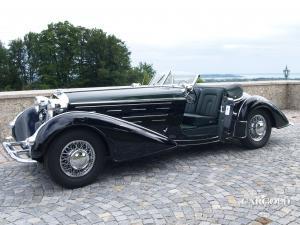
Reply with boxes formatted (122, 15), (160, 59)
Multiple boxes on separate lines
(3, 74), (289, 188)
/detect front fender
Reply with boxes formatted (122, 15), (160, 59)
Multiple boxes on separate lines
(237, 96), (289, 128)
(31, 111), (176, 161)
(12, 106), (39, 141)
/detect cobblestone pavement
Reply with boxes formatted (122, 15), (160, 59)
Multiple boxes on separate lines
(0, 112), (299, 225)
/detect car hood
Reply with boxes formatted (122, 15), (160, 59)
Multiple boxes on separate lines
(63, 86), (185, 105)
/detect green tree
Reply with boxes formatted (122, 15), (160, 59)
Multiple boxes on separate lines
(128, 62), (156, 85)
(35, 21), (81, 88)
(24, 32), (41, 86)
(0, 21), (156, 90)
(76, 28), (131, 87)
(7, 39), (25, 90)
(0, 42), (10, 90)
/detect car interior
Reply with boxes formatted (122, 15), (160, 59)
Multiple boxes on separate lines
(181, 86), (225, 137)
(181, 84), (243, 138)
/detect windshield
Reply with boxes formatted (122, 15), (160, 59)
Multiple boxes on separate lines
(149, 74), (165, 85)
(149, 73), (199, 87)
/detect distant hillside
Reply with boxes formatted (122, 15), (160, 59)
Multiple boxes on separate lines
(201, 73), (300, 82)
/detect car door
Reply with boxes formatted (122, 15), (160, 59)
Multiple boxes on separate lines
(218, 94), (235, 140)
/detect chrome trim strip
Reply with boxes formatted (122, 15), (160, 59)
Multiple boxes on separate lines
(70, 98), (185, 106)
(156, 107), (170, 110)
(122, 114), (168, 119)
(107, 109), (122, 112)
(233, 96), (244, 102)
(131, 108), (147, 111)
(152, 119), (167, 122)
(74, 102), (173, 109)
(237, 99), (247, 117)
(133, 121), (143, 124)
(237, 93), (251, 118)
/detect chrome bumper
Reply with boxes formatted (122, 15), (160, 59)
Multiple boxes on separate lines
(2, 139), (36, 163)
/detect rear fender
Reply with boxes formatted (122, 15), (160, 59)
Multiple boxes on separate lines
(31, 111), (176, 161)
(237, 96), (289, 128)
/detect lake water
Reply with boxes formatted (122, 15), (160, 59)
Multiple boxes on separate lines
(201, 73), (300, 82)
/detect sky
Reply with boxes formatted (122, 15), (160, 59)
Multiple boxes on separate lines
(1, 0), (300, 74)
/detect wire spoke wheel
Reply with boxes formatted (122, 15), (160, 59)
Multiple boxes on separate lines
(249, 114), (267, 141)
(46, 129), (106, 188)
(59, 140), (96, 177)
(242, 109), (272, 149)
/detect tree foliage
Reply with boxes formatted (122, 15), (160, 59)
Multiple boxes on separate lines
(0, 42), (10, 89)
(0, 21), (155, 91)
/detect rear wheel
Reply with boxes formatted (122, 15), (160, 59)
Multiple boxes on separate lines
(242, 109), (272, 149)
(45, 129), (105, 188)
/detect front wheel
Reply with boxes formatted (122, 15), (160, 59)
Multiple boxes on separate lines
(242, 109), (272, 149)
(45, 129), (105, 188)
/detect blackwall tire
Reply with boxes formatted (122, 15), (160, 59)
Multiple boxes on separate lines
(45, 129), (105, 188)
(242, 109), (272, 149)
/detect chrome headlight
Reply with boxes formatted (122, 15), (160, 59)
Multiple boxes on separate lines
(47, 90), (69, 116)
(34, 90), (69, 122)
(34, 96), (49, 113)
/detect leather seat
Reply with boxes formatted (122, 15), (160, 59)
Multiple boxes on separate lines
(184, 87), (202, 114)
(183, 88), (224, 127)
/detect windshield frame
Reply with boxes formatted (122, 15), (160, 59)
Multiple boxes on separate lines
(149, 73), (199, 88)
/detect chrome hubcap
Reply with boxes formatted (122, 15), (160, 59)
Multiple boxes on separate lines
(249, 114), (267, 141)
(70, 150), (89, 170)
(60, 140), (95, 177)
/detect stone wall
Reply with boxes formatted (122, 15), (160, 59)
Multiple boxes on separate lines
(287, 83), (300, 109)
(0, 81), (299, 140)
(204, 80), (300, 109)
